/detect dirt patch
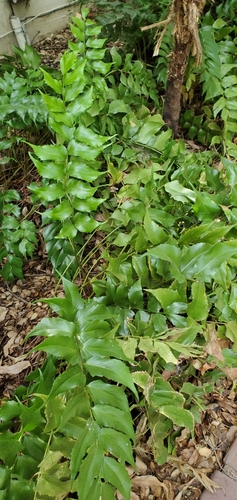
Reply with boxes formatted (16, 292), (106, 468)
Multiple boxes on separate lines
(34, 27), (74, 68)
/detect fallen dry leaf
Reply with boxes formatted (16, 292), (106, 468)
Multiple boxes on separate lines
(215, 396), (236, 414)
(125, 465), (135, 478)
(219, 339), (230, 349)
(163, 479), (174, 500)
(135, 456), (147, 474)
(174, 491), (183, 500)
(188, 449), (200, 466)
(131, 494), (139, 500)
(222, 367), (237, 380)
(174, 478), (196, 500)
(205, 325), (224, 362)
(175, 427), (191, 444)
(3, 335), (17, 357)
(181, 447), (195, 462)
(192, 359), (202, 370)
(132, 474), (164, 498)
(162, 369), (175, 380)
(0, 307), (7, 322)
(193, 470), (224, 493)
(0, 360), (30, 375)
(117, 492), (139, 500)
(198, 447), (212, 458)
(201, 362), (216, 375)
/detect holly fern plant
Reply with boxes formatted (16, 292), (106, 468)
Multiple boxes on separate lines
(0, 8), (199, 500)
(0, 278), (194, 500)
(28, 9), (112, 279)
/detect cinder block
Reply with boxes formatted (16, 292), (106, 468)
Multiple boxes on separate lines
(200, 470), (237, 500)
(224, 438), (237, 472)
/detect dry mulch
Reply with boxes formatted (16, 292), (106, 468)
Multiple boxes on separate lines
(0, 22), (237, 500)
(34, 26), (75, 68)
(0, 260), (60, 397)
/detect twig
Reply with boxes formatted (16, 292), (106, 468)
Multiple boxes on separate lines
(141, 18), (172, 32)
(6, 284), (30, 305)
(153, 23), (169, 57)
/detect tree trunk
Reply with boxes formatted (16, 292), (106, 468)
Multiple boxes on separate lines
(163, 0), (205, 136)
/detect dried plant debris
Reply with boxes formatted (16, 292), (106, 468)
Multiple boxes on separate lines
(34, 27), (74, 68)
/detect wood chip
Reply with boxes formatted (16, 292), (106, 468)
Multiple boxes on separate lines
(0, 307), (7, 322)
(3, 334), (18, 357)
(0, 360), (30, 375)
(198, 447), (212, 458)
(132, 475), (164, 497)
(135, 456), (148, 474)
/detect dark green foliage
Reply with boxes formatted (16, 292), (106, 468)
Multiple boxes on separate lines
(1, 5), (237, 499)
(94, 0), (171, 54)
(153, 22), (173, 87)
(215, 0), (237, 20)
(0, 10), (159, 280)
(180, 1), (237, 147)
(89, 0), (237, 148)
(199, 18), (237, 148)
(0, 44), (48, 157)
(0, 280), (137, 499)
(0, 190), (37, 280)
(27, 12), (160, 278)
(179, 108), (215, 145)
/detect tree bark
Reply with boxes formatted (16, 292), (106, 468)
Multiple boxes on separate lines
(163, 0), (206, 136)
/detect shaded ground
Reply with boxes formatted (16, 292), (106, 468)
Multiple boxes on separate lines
(34, 26), (75, 68)
(0, 24), (237, 500)
(0, 260), (58, 397)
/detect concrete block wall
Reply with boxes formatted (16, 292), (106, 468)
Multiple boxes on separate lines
(0, 0), (80, 55)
